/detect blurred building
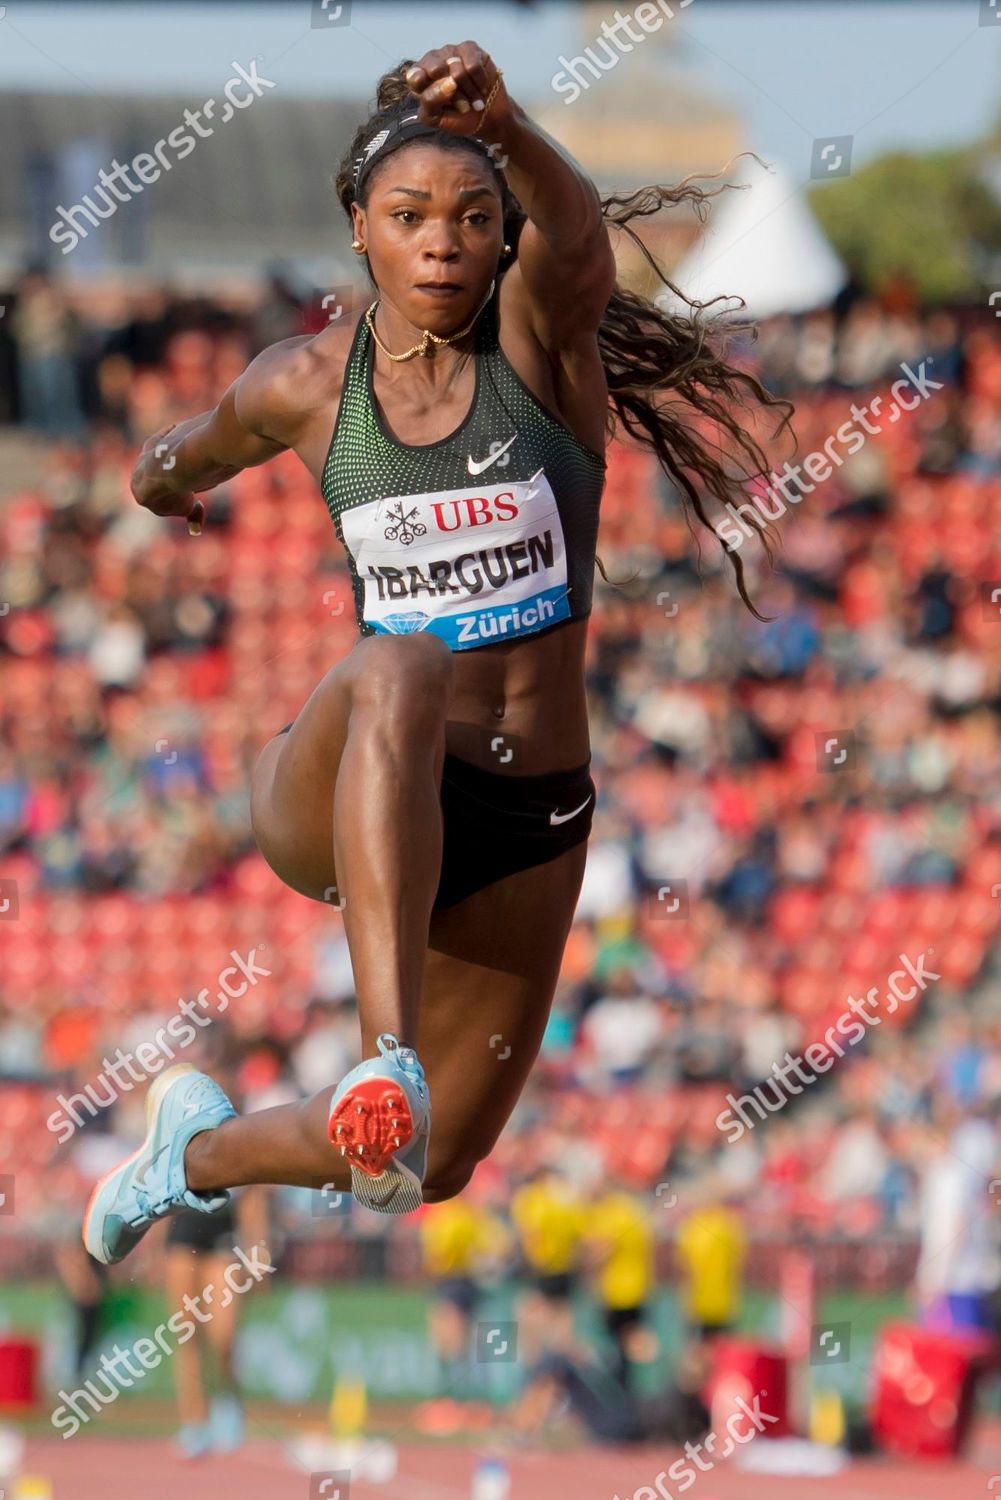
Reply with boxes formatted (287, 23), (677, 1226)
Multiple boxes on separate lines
(536, 0), (742, 190)
(534, 0), (744, 294)
(0, 89), (358, 285)
(0, 2), (740, 289)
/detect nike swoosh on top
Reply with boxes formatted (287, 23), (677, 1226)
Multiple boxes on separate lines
(549, 794), (593, 826)
(467, 435), (517, 475)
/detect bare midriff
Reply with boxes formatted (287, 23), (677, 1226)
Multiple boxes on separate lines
(443, 614), (591, 774)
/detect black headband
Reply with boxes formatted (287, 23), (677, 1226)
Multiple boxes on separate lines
(351, 100), (495, 200)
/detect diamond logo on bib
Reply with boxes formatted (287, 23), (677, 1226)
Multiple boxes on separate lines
(383, 612), (432, 634)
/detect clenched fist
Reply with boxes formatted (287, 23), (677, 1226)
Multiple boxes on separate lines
(404, 43), (508, 138)
(131, 419), (206, 534)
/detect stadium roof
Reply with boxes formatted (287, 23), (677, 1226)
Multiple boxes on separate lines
(0, 61), (747, 289)
(0, 88), (361, 284)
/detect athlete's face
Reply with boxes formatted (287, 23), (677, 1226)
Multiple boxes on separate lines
(353, 142), (503, 329)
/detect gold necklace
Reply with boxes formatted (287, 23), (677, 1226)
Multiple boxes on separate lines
(365, 278), (495, 362)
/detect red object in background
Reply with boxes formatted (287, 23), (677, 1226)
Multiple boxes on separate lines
(703, 1337), (790, 1438)
(0, 1338), (38, 1411)
(872, 1322), (996, 1458)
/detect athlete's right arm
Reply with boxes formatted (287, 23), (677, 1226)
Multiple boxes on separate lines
(129, 337), (311, 531)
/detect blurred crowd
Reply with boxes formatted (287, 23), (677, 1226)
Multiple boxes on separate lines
(1, 264), (1000, 1280)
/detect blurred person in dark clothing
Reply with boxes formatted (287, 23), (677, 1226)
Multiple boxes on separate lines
(9, 266), (85, 437)
(511, 1339), (710, 1447)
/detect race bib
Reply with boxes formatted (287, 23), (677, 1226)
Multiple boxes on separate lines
(339, 467), (571, 650)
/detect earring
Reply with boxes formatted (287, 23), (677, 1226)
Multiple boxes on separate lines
(502, 243), (511, 255)
(352, 240), (365, 252)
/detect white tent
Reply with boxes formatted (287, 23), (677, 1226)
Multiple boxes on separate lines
(658, 157), (846, 321)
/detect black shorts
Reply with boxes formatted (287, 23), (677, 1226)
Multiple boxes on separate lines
(534, 1270), (578, 1302)
(277, 722), (595, 912)
(164, 1204), (237, 1254)
(690, 1318), (734, 1341)
(435, 1275), (479, 1316)
(605, 1304), (647, 1338)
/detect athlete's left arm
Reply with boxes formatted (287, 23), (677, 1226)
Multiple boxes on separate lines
(485, 101), (617, 348)
(406, 45), (617, 349)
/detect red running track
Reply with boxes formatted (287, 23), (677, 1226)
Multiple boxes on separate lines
(19, 1426), (1001, 1500)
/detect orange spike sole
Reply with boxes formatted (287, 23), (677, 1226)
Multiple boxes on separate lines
(328, 1077), (415, 1178)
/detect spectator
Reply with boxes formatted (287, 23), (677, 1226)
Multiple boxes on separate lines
(9, 267), (85, 437)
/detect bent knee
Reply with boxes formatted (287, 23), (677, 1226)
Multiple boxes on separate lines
(422, 1157), (476, 1203)
(350, 633), (454, 714)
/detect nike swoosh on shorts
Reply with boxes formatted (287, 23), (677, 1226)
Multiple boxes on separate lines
(549, 794), (593, 826)
(467, 435), (517, 474)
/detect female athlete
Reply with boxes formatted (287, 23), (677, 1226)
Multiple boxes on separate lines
(84, 42), (792, 1261)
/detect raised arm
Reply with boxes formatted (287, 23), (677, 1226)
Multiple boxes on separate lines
(481, 97), (617, 348)
(130, 338), (309, 533)
(405, 44), (618, 347)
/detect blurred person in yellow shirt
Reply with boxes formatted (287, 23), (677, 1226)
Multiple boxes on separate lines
(511, 1165), (587, 1357)
(674, 1185), (747, 1340)
(418, 1192), (512, 1411)
(583, 1188), (659, 1388)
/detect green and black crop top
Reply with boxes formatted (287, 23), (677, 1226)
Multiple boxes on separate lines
(320, 280), (606, 651)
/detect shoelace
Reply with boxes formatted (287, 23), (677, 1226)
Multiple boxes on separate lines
(377, 1035), (428, 1108)
(125, 1078), (230, 1225)
(130, 1170), (175, 1225)
(394, 1052), (428, 1108)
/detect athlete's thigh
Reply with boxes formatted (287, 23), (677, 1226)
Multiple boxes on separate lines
(250, 632), (453, 901)
(248, 653), (357, 901)
(415, 839), (588, 1186)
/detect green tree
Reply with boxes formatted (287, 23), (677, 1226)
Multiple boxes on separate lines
(808, 147), (1001, 303)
